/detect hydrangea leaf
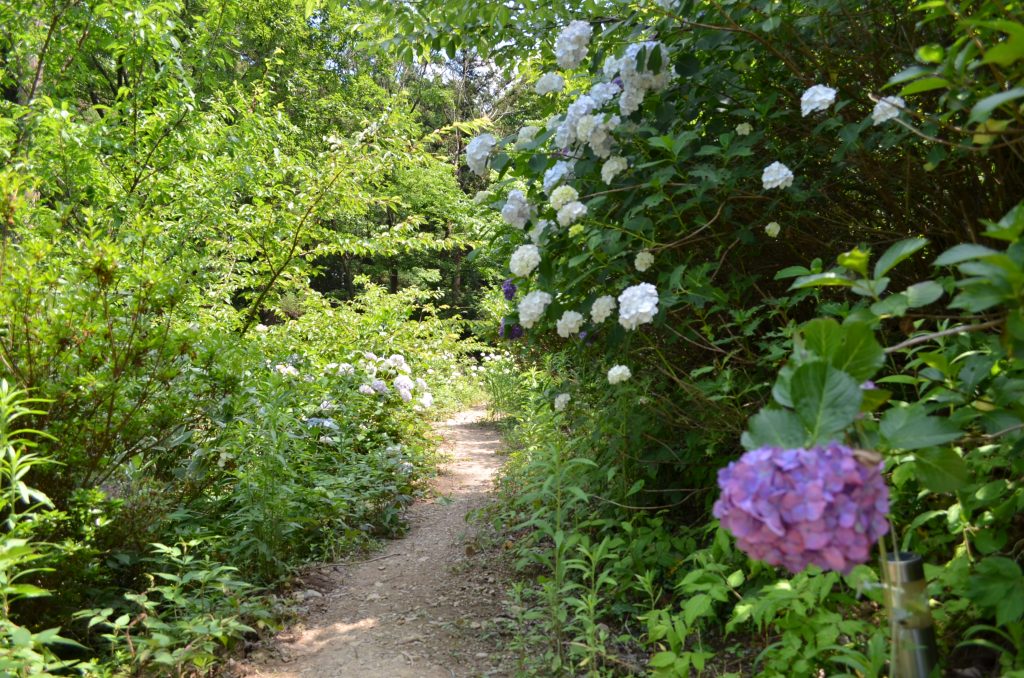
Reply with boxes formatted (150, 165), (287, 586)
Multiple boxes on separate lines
(800, 319), (884, 382)
(741, 408), (805, 450)
(879, 405), (961, 450)
(912, 447), (969, 492)
(790, 363), (862, 443)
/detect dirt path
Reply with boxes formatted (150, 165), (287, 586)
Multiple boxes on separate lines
(240, 408), (510, 678)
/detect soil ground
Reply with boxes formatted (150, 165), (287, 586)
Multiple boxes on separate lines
(236, 408), (513, 678)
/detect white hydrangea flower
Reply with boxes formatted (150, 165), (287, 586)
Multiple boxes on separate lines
(255, 323), (269, 332)
(635, 250), (655, 272)
(358, 384), (375, 395)
(872, 96), (905, 125)
(333, 362), (355, 376)
(415, 377), (429, 390)
(576, 114), (598, 143)
(387, 354), (410, 373)
(394, 375), (414, 392)
(420, 392), (434, 408)
(550, 185), (579, 211)
(555, 20), (593, 69)
(590, 295), (617, 323)
(735, 122), (753, 136)
(554, 393), (571, 411)
(589, 82), (621, 108)
(607, 365), (632, 384)
(606, 41), (672, 116)
(603, 54), (622, 79)
(509, 244), (541, 277)
(465, 133), (496, 176)
(762, 161), (794, 190)
(556, 310), (584, 338)
(518, 290), (553, 328)
(557, 201), (587, 227)
(765, 221), (781, 238)
(275, 364), (299, 377)
(543, 161), (575, 193)
(371, 379), (389, 394)
(528, 220), (550, 244)
(578, 113), (620, 158)
(535, 72), (565, 95)
(515, 125), (541, 149)
(800, 84), (837, 117)
(601, 156), (628, 184)
(501, 190), (533, 229)
(618, 282), (659, 330)
(556, 94), (596, 148)
(473, 190), (492, 204)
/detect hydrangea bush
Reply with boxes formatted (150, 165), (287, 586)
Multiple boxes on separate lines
(378, 0), (1024, 672)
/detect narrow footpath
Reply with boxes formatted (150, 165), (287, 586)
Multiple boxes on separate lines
(241, 408), (510, 678)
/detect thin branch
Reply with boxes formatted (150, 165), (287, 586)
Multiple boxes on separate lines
(883, 318), (1003, 354)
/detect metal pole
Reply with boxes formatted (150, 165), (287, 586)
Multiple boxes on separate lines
(883, 551), (939, 678)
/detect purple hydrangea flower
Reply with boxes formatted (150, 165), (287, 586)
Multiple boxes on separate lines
(508, 323), (524, 340)
(713, 443), (889, 574)
(502, 279), (518, 301)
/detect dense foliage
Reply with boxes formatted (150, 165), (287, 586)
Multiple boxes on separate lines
(5, 0), (1024, 675)
(0, 0), (505, 674)
(371, 0), (1024, 675)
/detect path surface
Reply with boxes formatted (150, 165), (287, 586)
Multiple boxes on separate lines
(240, 408), (510, 678)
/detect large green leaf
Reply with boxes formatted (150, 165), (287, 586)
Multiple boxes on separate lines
(800, 319), (884, 382)
(913, 447), (969, 492)
(880, 406), (962, 450)
(790, 363), (862, 443)
(741, 408), (806, 450)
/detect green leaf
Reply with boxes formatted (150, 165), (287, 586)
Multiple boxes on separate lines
(789, 272), (853, 290)
(870, 293), (910, 318)
(774, 265), (812, 280)
(933, 243), (1000, 266)
(880, 406), (961, 451)
(791, 363), (862, 443)
(969, 87), (1024, 124)
(900, 77), (950, 96)
(683, 593), (713, 626)
(904, 280), (944, 308)
(649, 652), (678, 669)
(874, 238), (927, 278)
(741, 408), (805, 450)
(800, 319), (885, 381)
(913, 447), (969, 492)
(967, 557), (1024, 625)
